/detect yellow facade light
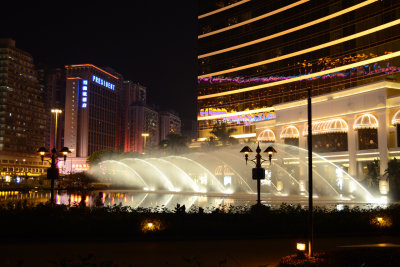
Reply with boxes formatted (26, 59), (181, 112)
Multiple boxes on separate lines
(303, 118), (348, 136)
(199, 0), (308, 39)
(392, 110), (400, 125)
(198, 0), (379, 59)
(231, 133), (256, 139)
(280, 125), (299, 139)
(198, 50), (400, 99)
(257, 129), (276, 142)
(198, 0), (251, 19)
(353, 114), (379, 129)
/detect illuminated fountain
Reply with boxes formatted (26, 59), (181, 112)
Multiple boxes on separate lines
(90, 143), (379, 206)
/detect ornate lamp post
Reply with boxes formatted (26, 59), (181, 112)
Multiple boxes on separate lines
(37, 109), (71, 204)
(37, 146), (71, 204)
(240, 144), (277, 205)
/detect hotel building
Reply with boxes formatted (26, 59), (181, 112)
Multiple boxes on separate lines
(159, 110), (182, 141)
(198, 0), (400, 189)
(0, 39), (48, 180)
(38, 67), (66, 152)
(64, 64), (122, 172)
(123, 81), (159, 153)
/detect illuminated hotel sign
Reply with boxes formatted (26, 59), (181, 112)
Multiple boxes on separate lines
(92, 75), (115, 90)
(81, 80), (88, 108)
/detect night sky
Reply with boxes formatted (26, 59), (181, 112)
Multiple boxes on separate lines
(1, 1), (198, 121)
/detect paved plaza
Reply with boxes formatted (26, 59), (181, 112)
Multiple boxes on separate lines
(1, 235), (400, 266)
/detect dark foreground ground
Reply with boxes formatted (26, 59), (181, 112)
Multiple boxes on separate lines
(1, 235), (400, 267)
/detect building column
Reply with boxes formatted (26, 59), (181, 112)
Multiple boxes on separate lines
(377, 109), (389, 176)
(298, 124), (307, 149)
(275, 125), (283, 145)
(347, 116), (357, 178)
(377, 109), (390, 194)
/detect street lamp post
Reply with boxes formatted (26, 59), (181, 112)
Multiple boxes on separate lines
(240, 144), (277, 205)
(37, 109), (71, 204)
(141, 133), (149, 153)
(51, 109), (62, 149)
(307, 88), (314, 257)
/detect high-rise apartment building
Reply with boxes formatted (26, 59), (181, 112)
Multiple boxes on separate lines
(64, 64), (122, 171)
(0, 38), (48, 179)
(198, 1), (400, 190)
(38, 67), (66, 151)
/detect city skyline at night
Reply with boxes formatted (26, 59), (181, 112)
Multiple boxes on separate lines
(0, 1), (198, 121)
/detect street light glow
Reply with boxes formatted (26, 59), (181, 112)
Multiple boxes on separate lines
(51, 109), (62, 114)
(297, 243), (306, 251)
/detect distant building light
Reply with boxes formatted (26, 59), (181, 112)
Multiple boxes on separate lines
(82, 92), (87, 96)
(82, 103), (87, 108)
(82, 97), (87, 102)
(83, 80), (88, 85)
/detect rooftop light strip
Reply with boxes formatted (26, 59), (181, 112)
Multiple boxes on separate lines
(198, 0), (377, 59)
(197, 50), (400, 100)
(198, 0), (308, 39)
(65, 64), (119, 80)
(198, 0), (251, 20)
(199, 18), (400, 79)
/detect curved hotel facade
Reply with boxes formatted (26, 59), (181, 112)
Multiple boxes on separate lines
(198, 0), (400, 191)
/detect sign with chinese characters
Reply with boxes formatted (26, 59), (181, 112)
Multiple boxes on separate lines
(81, 80), (88, 108)
(92, 75), (115, 90)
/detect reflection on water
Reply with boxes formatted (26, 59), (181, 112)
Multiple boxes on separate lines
(0, 190), (383, 211)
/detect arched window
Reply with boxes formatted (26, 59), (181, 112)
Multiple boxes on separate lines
(257, 129), (275, 142)
(280, 126), (299, 146)
(392, 110), (400, 147)
(354, 114), (378, 150)
(303, 118), (348, 152)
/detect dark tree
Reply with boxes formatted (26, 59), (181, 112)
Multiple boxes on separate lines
(209, 122), (237, 146)
(160, 133), (188, 154)
(385, 157), (400, 201)
(366, 159), (380, 191)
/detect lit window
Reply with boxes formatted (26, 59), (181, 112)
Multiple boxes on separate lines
(83, 80), (88, 85)
(82, 86), (87, 91)
(82, 97), (87, 102)
(82, 92), (87, 96)
(82, 103), (87, 108)
(224, 176), (232, 186)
